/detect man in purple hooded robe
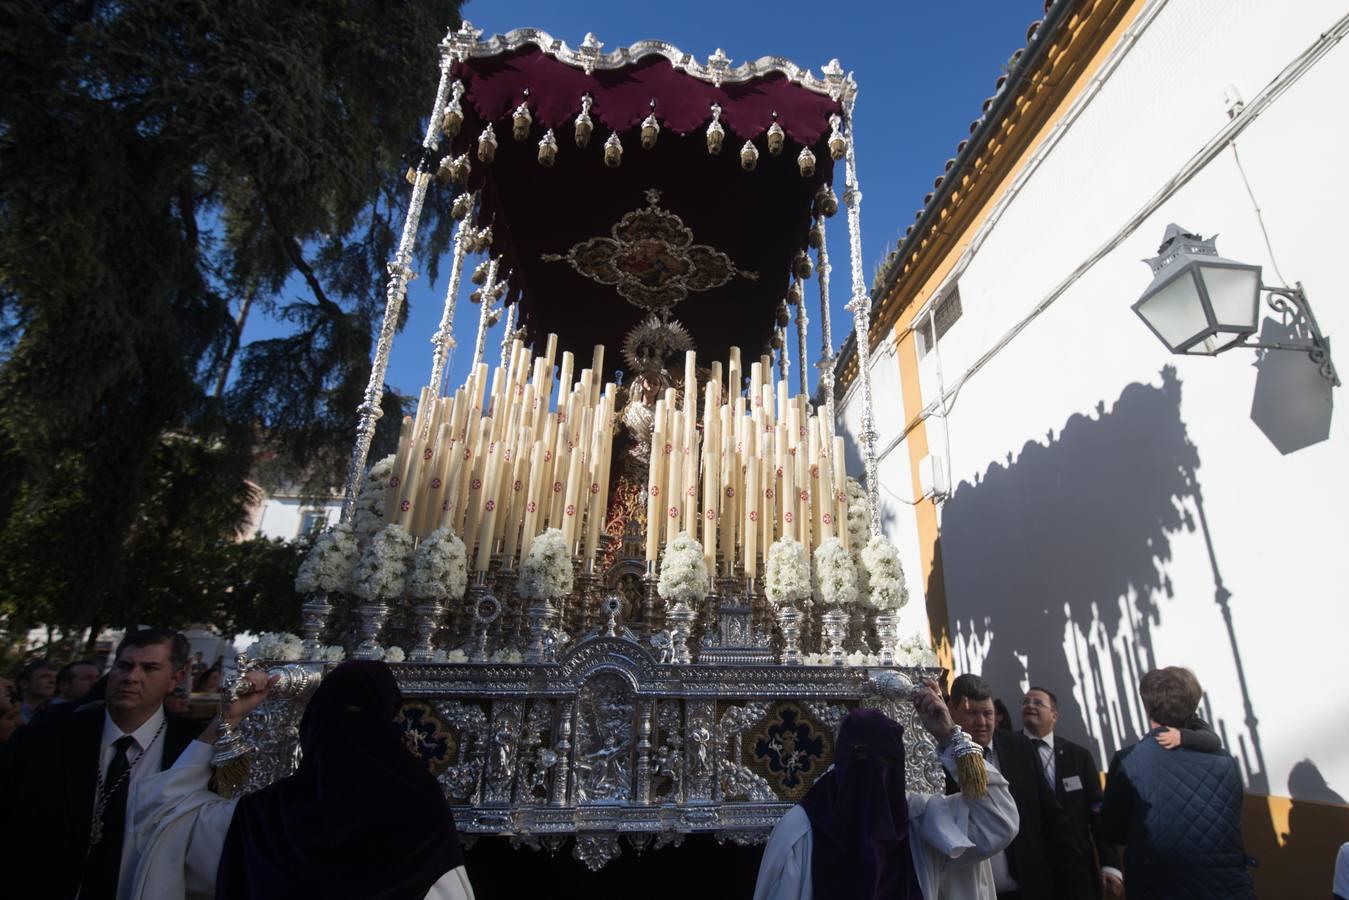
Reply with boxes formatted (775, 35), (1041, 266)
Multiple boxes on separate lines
(753, 679), (1019, 900)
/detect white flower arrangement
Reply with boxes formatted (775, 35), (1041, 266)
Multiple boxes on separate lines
(845, 476), (870, 545)
(245, 632), (303, 661)
(657, 531), (709, 606)
(352, 455), (397, 545)
(407, 527), (469, 602)
(384, 645), (406, 663)
(813, 537), (859, 607)
(845, 476), (872, 600)
(802, 650), (880, 667)
(431, 648), (466, 664)
(350, 523), (415, 602)
(517, 528), (573, 601)
(860, 534), (909, 611)
(895, 633), (939, 667)
(320, 645), (346, 663)
(765, 538), (812, 609)
(294, 522), (361, 595)
(489, 648), (524, 664)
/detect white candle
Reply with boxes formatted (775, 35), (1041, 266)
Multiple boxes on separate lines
(646, 399), (667, 563)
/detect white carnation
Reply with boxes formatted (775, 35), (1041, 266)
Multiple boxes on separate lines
(845, 477), (872, 601)
(517, 528), (573, 600)
(385, 645), (406, 663)
(442, 648), (468, 664)
(860, 534), (909, 611)
(813, 537), (858, 606)
(320, 645), (346, 662)
(845, 477), (870, 545)
(353, 455), (397, 545)
(765, 538), (811, 609)
(294, 522), (361, 594)
(407, 527), (469, 602)
(657, 531), (709, 606)
(350, 523), (415, 602)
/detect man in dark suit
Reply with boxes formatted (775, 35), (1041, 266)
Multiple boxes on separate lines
(0, 629), (205, 899)
(948, 674), (1092, 900)
(1020, 686), (1122, 898)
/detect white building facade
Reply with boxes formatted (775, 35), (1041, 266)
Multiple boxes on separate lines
(249, 490), (341, 541)
(840, 0), (1348, 892)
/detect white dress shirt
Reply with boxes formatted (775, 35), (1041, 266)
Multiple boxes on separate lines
(753, 744), (1020, 900)
(96, 706), (167, 899)
(1029, 729), (1056, 787)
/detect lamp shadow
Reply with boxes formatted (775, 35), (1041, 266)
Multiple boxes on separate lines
(1249, 315), (1334, 454)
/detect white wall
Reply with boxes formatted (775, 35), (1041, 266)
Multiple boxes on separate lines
(839, 334), (931, 638)
(254, 496), (340, 540)
(852, 0), (1348, 803)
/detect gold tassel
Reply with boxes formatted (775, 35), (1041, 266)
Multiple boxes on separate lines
(213, 755), (251, 799)
(957, 751), (989, 800)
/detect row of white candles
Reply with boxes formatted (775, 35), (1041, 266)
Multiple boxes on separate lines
(380, 335), (850, 577)
(643, 347), (850, 578)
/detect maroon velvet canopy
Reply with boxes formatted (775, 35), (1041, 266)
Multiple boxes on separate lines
(446, 45), (844, 374)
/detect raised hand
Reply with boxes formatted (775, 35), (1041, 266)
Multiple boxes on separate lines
(222, 670), (278, 729)
(913, 678), (956, 746)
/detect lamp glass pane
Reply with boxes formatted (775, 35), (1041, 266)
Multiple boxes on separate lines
(1137, 271), (1208, 350)
(1199, 265), (1260, 332)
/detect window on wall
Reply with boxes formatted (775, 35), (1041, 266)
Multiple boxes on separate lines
(298, 510), (328, 537)
(916, 283), (963, 357)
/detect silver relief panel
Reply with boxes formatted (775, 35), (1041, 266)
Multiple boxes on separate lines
(573, 672), (634, 804)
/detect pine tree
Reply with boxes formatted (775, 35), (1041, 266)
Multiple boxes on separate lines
(0, 0), (463, 641)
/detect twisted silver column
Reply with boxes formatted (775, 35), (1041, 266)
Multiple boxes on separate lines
(472, 257), (500, 370)
(341, 42), (459, 520)
(841, 104), (880, 536)
(814, 216), (837, 426)
(794, 279), (809, 396)
(428, 211), (476, 396)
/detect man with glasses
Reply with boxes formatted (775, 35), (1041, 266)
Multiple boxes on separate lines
(948, 673), (1091, 900)
(1020, 687), (1121, 897)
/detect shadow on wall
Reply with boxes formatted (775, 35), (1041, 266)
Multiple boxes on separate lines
(1249, 315), (1335, 454)
(1244, 759), (1349, 900)
(934, 366), (1269, 782)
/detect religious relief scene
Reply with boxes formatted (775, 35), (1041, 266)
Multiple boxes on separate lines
(2, 2), (1345, 899)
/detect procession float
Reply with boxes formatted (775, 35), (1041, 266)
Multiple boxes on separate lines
(225, 21), (945, 874)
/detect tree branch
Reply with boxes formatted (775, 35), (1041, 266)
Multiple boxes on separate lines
(263, 199), (341, 316)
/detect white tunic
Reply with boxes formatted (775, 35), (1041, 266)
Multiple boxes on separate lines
(123, 740), (475, 900)
(753, 746), (1019, 900)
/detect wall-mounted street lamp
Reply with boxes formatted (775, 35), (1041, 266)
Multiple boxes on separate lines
(1133, 224), (1339, 386)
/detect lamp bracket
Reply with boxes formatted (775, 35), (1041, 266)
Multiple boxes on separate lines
(1240, 283), (1340, 386)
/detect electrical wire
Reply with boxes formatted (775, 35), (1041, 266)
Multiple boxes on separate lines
(918, 10), (1349, 424)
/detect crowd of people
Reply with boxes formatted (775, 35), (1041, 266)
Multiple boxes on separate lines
(2, 631), (1334, 898)
(754, 667), (1262, 900)
(0, 631), (475, 900)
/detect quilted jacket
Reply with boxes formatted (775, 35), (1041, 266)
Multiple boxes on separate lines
(1100, 728), (1254, 899)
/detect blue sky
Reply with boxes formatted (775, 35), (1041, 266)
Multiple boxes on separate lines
(242, 0), (1045, 400)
